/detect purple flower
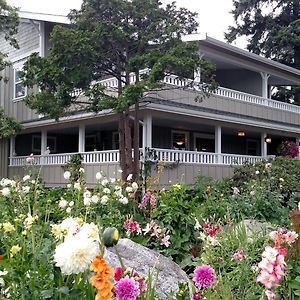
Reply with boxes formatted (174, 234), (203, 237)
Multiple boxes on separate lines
(140, 191), (151, 208)
(193, 265), (216, 289)
(115, 277), (140, 300)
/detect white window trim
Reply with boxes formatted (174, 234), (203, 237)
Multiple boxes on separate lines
(13, 60), (27, 102)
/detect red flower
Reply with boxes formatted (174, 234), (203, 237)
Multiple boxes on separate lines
(114, 266), (123, 281)
(0, 255), (3, 261)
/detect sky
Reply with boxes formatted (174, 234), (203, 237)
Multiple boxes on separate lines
(8, 0), (244, 46)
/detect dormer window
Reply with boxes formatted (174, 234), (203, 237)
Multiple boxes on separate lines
(13, 63), (27, 100)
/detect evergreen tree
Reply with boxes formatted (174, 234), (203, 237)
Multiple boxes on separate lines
(22, 0), (216, 179)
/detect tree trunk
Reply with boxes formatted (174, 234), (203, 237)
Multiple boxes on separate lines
(133, 102), (140, 181)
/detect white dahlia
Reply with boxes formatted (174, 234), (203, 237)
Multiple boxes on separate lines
(54, 235), (99, 275)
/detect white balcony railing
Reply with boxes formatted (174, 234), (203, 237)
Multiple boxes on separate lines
(93, 73), (300, 114)
(9, 149), (265, 167)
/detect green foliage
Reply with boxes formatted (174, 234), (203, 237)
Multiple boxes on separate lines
(150, 184), (201, 265)
(202, 223), (266, 299)
(0, 107), (21, 139)
(64, 154), (83, 183)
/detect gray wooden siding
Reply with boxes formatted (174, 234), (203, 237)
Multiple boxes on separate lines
(0, 139), (8, 178)
(0, 20), (40, 122)
(8, 163), (233, 187)
(149, 89), (300, 128)
(0, 21), (39, 61)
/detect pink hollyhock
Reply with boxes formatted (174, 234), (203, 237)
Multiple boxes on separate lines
(115, 277), (140, 300)
(124, 218), (142, 234)
(161, 234), (170, 248)
(232, 249), (246, 261)
(140, 191), (151, 208)
(193, 265), (216, 289)
(150, 193), (157, 209)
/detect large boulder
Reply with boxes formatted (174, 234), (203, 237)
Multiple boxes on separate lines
(104, 238), (190, 297)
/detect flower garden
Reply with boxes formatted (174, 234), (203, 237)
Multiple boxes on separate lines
(1, 156), (300, 299)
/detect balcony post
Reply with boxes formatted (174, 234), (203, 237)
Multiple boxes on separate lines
(143, 114), (152, 149)
(215, 125), (222, 164)
(41, 130), (47, 154)
(261, 132), (268, 157)
(260, 72), (270, 99)
(78, 124), (85, 153)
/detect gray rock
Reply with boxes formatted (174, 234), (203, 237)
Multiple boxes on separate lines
(104, 238), (190, 297)
(241, 219), (273, 236)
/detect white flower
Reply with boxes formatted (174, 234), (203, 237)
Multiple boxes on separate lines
(22, 175), (30, 182)
(22, 186), (30, 194)
(83, 197), (91, 206)
(91, 195), (99, 204)
(58, 217), (81, 237)
(54, 235), (99, 275)
(69, 201), (74, 207)
(118, 169), (123, 173)
(125, 186), (133, 193)
(63, 171), (71, 180)
(67, 183), (72, 188)
(103, 187), (111, 194)
(110, 178), (116, 184)
(24, 214), (38, 230)
(194, 218), (201, 230)
(31, 180), (36, 185)
(79, 168), (85, 173)
(0, 278), (4, 287)
(119, 196), (128, 205)
(127, 174), (133, 181)
(132, 182), (138, 190)
(265, 163), (272, 169)
(279, 178), (284, 182)
(255, 170), (260, 175)
(298, 202), (300, 211)
(0, 178), (12, 187)
(66, 207), (72, 214)
(1, 187), (10, 197)
(250, 190), (256, 196)
(59, 199), (68, 209)
(101, 179), (109, 186)
(77, 223), (99, 241)
(95, 172), (102, 180)
(83, 190), (91, 198)
(100, 195), (109, 205)
(74, 182), (81, 190)
(115, 185), (122, 191)
(115, 190), (122, 197)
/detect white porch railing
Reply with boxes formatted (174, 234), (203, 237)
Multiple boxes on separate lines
(9, 150), (120, 166)
(9, 149), (266, 167)
(152, 148), (265, 165)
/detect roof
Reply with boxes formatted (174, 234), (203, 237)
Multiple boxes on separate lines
(18, 11), (69, 24)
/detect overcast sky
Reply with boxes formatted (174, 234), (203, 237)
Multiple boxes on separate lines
(8, 0), (245, 46)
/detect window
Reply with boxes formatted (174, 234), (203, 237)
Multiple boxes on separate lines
(171, 130), (189, 150)
(194, 133), (215, 152)
(32, 135), (57, 153)
(13, 62), (27, 100)
(112, 132), (119, 150)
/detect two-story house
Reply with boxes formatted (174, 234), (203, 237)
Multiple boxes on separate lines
(1, 11), (300, 186)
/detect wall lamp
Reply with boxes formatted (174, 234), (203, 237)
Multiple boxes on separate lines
(264, 137), (272, 143)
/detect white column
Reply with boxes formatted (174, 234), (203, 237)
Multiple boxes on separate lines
(78, 124), (85, 153)
(261, 132), (267, 157)
(41, 130), (47, 154)
(144, 114), (152, 149)
(9, 136), (15, 166)
(215, 126), (222, 164)
(296, 137), (300, 159)
(260, 72), (270, 99)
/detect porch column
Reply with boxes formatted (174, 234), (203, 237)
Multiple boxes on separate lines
(296, 137), (300, 159)
(260, 72), (270, 99)
(78, 124), (85, 152)
(215, 126), (222, 164)
(261, 132), (268, 157)
(143, 114), (152, 149)
(41, 130), (47, 154)
(9, 136), (15, 166)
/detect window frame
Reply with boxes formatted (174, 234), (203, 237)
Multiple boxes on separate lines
(13, 61), (27, 101)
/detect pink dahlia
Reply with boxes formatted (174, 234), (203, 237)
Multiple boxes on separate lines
(115, 277), (140, 300)
(193, 265), (216, 289)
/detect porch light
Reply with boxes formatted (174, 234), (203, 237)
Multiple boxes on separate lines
(265, 137), (272, 143)
(176, 141), (184, 146)
(237, 131), (245, 137)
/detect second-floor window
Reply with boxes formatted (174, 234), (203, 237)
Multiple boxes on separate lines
(13, 64), (27, 100)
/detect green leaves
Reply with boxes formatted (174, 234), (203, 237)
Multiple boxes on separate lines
(0, 107), (22, 139)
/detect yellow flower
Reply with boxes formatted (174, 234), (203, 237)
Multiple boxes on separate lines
(2, 222), (15, 233)
(10, 245), (22, 257)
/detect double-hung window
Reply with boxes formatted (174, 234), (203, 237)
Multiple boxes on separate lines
(13, 61), (27, 100)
